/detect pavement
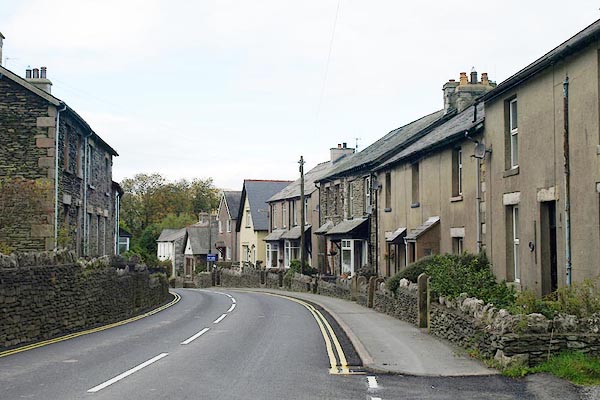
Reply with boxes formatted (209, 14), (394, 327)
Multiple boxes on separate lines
(238, 288), (498, 377)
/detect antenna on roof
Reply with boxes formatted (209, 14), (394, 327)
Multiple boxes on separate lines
(355, 137), (361, 151)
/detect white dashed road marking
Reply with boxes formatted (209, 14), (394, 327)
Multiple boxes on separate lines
(213, 314), (227, 324)
(367, 376), (379, 389)
(87, 353), (169, 393)
(180, 328), (210, 345)
(227, 303), (236, 313)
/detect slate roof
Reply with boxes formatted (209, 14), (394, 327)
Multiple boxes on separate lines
(223, 191), (242, 219)
(264, 229), (287, 242)
(377, 102), (484, 170)
(0, 64), (118, 156)
(157, 228), (187, 242)
(281, 225), (311, 240)
(385, 227), (407, 244)
(238, 180), (293, 232)
(320, 110), (446, 180)
(480, 18), (600, 104)
(186, 224), (219, 255)
(326, 217), (369, 236)
(268, 156), (352, 202)
(405, 216), (440, 240)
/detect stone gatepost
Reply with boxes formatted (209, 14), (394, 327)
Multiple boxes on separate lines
(417, 273), (430, 329)
(367, 276), (385, 308)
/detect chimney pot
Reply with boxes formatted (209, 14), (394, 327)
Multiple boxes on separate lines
(459, 72), (468, 86)
(481, 72), (489, 85)
(32, 68), (39, 79)
(449, 79), (455, 82)
(338, 144), (341, 149)
(342, 142), (347, 149)
(40, 67), (47, 79)
(26, 67), (32, 79)
(470, 69), (478, 84)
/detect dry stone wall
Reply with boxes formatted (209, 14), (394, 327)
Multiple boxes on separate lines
(0, 251), (169, 349)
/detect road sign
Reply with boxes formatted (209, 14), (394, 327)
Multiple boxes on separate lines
(207, 254), (217, 262)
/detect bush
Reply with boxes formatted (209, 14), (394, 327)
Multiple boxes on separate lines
(397, 256), (434, 282)
(356, 266), (377, 280)
(386, 273), (402, 294)
(556, 277), (600, 318)
(426, 253), (515, 308)
(509, 290), (561, 318)
(289, 259), (317, 276)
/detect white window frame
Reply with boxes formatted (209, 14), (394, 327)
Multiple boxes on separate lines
(512, 206), (520, 283)
(226, 246), (231, 261)
(304, 197), (308, 221)
(291, 200), (297, 226)
(266, 242), (279, 268)
(348, 183), (354, 217)
(510, 98), (518, 168)
(284, 240), (299, 268)
(218, 220), (223, 233)
(245, 209), (251, 228)
(282, 203), (287, 228)
(227, 219), (232, 233)
(364, 177), (371, 212)
(457, 148), (463, 195)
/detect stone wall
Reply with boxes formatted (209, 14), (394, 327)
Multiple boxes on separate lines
(0, 251), (169, 349)
(372, 288), (418, 325)
(220, 268), (261, 288)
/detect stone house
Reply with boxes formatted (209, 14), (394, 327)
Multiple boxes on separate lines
(374, 71), (494, 277)
(0, 59), (120, 256)
(479, 19), (600, 295)
(236, 179), (292, 267)
(215, 191), (241, 263)
(157, 228), (186, 278)
(265, 148), (353, 270)
(183, 217), (218, 276)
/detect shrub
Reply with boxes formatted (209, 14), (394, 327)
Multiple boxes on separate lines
(426, 253), (515, 308)
(509, 290), (561, 318)
(356, 266), (377, 280)
(386, 273), (402, 294)
(289, 259), (317, 276)
(556, 277), (600, 318)
(397, 256), (434, 282)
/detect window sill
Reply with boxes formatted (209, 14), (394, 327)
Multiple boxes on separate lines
(450, 195), (463, 202)
(503, 166), (519, 178)
(410, 202), (420, 209)
(384, 207), (392, 213)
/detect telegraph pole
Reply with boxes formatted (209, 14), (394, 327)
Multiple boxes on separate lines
(299, 156), (306, 276)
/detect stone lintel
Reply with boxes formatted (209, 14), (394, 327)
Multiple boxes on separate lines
(537, 186), (558, 202)
(450, 227), (465, 238)
(502, 192), (521, 206)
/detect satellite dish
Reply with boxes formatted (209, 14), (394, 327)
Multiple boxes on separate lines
(474, 142), (486, 159)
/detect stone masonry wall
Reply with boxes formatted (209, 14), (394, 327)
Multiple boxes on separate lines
(0, 251), (169, 349)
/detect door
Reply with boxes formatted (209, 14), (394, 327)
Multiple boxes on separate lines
(541, 201), (558, 295)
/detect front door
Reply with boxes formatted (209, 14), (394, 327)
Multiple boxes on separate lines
(541, 201), (558, 295)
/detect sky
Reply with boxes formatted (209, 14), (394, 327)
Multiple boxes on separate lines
(1, 1), (598, 189)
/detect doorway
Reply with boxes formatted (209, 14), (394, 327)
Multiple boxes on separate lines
(540, 201), (558, 295)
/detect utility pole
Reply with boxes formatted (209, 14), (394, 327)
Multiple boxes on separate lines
(563, 76), (572, 286)
(299, 156), (306, 276)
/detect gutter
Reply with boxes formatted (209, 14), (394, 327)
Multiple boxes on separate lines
(53, 103), (67, 250)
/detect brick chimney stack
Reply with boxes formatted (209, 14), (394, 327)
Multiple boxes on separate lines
(443, 68), (496, 114)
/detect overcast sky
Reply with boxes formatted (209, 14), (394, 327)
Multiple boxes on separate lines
(1, 1), (598, 189)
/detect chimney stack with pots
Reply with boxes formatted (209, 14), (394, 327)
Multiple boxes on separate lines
(443, 68), (496, 114)
(25, 66), (52, 93)
(330, 142), (355, 163)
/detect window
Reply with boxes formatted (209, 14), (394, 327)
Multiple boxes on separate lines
(347, 183), (354, 218)
(63, 130), (70, 171)
(325, 187), (331, 216)
(341, 240), (352, 275)
(245, 209), (251, 228)
(284, 240), (299, 267)
(509, 98), (518, 168)
(411, 163), (420, 206)
(333, 184), (340, 215)
(227, 219), (232, 233)
(76, 136), (82, 177)
(282, 203), (287, 228)
(87, 144), (93, 186)
(452, 237), (464, 254)
(218, 220), (223, 233)
(226, 246), (231, 261)
(452, 148), (463, 197)
(96, 215), (100, 255)
(364, 177), (372, 212)
(512, 206), (520, 282)
(291, 200), (297, 226)
(385, 172), (391, 210)
(266, 243), (279, 268)
(304, 197), (308, 223)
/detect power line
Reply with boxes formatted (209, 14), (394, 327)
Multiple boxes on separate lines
(315, 0), (342, 126)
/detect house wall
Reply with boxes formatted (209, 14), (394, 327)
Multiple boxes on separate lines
(0, 77), (117, 256)
(216, 196), (238, 261)
(484, 41), (600, 294)
(376, 137), (482, 276)
(239, 197), (261, 266)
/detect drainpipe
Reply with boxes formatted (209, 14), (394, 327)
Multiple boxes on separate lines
(54, 103), (67, 250)
(563, 76), (572, 286)
(83, 130), (93, 256)
(114, 190), (120, 255)
(475, 156), (482, 253)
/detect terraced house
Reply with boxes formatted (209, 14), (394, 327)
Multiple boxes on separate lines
(479, 19), (600, 295)
(0, 51), (120, 256)
(265, 145), (354, 270)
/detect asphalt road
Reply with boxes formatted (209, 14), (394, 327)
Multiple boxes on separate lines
(0, 289), (566, 400)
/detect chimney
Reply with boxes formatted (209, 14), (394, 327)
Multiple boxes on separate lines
(26, 66), (52, 93)
(330, 142), (355, 163)
(0, 32), (4, 66)
(444, 69), (497, 114)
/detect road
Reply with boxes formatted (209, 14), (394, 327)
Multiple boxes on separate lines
(0, 289), (550, 399)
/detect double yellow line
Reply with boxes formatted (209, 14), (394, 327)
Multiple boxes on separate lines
(0, 292), (181, 359)
(255, 292), (354, 375)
